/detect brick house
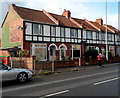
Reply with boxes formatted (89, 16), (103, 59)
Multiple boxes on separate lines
(1, 4), (120, 61)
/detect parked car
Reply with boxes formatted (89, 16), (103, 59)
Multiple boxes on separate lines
(0, 63), (33, 82)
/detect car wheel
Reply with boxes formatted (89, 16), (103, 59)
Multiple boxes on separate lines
(17, 72), (28, 82)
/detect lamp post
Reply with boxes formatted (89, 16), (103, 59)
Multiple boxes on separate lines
(105, 0), (108, 62)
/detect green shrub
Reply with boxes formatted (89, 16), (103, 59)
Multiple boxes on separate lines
(104, 51), (113, 58)
(85, 49), (98, 59)
(65, 56), (71, 61)
(39, 71), (54, 75)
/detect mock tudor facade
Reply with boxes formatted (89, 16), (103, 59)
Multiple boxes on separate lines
(1, 4), (120, 61)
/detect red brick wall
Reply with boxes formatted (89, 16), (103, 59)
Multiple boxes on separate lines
(0, 50), (10, 56)
(10, 57), (34, 70)
(10, 19), (23, 43)
(35, 60), (79, 70)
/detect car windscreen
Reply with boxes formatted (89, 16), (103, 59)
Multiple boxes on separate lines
(0, 63), (8, 70)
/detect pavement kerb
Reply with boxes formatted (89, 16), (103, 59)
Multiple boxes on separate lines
(54, 62), (120, 73)
(33, 62), (120, 77)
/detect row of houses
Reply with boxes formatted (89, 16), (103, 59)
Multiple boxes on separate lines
(1, 4), (120, 62)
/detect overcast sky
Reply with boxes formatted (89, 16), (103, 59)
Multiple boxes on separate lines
(0, 0), (119, 37)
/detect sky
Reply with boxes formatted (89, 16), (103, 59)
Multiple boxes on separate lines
(0, 0), (119, 37)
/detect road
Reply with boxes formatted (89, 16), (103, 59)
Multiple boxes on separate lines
(2, 64), (120, 97)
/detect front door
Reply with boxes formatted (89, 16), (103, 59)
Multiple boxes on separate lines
(50, 46), (56, 60)
(60, 46), (66, 60)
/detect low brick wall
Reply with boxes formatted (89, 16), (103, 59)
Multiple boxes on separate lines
(85, 56), (120, 65)
(35, 59), (79, 70)
(10, 57), (34, 70)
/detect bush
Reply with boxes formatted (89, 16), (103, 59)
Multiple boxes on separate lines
(39, 71), (54, 75)
(104, 51), (113, 58)
(85, 49), (98, 59)
(65, 56), (71, 61)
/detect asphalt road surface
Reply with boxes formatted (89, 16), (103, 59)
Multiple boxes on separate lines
(2, 64), (120, 97)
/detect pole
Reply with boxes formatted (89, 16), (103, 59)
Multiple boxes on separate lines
(105, 0), (108, 62)
(72, 45), (73, 59)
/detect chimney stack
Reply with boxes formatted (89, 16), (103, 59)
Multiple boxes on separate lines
(95, 18), (103, 25)
(62, 9), (71, 18)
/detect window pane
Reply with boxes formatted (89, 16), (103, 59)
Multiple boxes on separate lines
(33, 24), (42, 35)
(96, 32), (99, 39)
(25, 22), (32, 35)
(33, 24), (39, 35)
(101, 33), (105, 40)
(38, 25), (42, 35)
(51, 26), (55, 36)
(70, 29), (77, 38)
(31, 43), (47, 61)
(86, 31), (92, 39)
(61, 27), (65, 37)
(74, 29), (78, 38)
(71, 29), (74, 38)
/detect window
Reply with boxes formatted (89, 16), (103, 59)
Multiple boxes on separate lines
(86, 31), (92, 39)
(61, 27), (65, 37)
(117, 35), (120, 41)
(96, 32), (99, 40)
(51, 26), (56, 36)
(31, 43), (47, 61)
(25, 22), (32, 35)
(101, 32), (105, 40)
(33, 24), (43, 35)
(70, 44), (81, 58)
(108, 34), (112, 41)
(70, 29), (78, 38)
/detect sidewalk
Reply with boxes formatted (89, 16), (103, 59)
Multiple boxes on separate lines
(54, 62), (120, 73)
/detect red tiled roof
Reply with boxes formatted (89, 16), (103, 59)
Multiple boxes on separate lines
(73, 18), (98, 31)
(107, 25), (120, 34)
(13, 5), (56, 25)
(89, 21), (112, 33)
(12, 4), (119, 34)
(50, 13), (79, 28)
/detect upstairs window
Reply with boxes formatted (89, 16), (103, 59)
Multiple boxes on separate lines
(101, 32), (105, 40)
(86, 31), (92, 39)
(108, 34), (112, 41)
(51, 26), (56, 36)
(33, 23), (43, 35)
(70, 29), (78, 38)
(117, 35), (120, 41)
(25, 22), (32, 35)
(61, 27), (65, 37)
(96, 32), (99, 40)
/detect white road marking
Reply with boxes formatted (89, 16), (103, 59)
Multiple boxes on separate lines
(44, 90), (69, 97)
(94, 77), (120, 85)
(3, 70), (118, 93)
